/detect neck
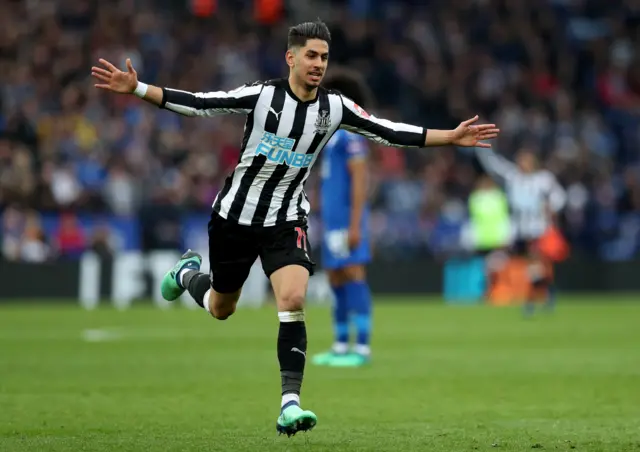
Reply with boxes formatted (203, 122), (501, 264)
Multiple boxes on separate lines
(288, 74), (317, 102)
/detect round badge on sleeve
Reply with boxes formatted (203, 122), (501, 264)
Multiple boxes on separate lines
(354, 103), (370, 118)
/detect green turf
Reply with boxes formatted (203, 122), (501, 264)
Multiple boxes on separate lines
(1, 298), (639, 451)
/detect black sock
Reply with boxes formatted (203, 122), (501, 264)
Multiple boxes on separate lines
(278, 318), (307, 398)
(182, 270), (210, 308)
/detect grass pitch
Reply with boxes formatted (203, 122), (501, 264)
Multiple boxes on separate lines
(1, 297), (639, 451)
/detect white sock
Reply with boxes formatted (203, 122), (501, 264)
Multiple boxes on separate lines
(332, 342), (349, 354)
(203, 288), (212, 313)
(354, 344), (371, 356)
(179, 268), (193, 288)
(281, 393), (300, 408)
(277, 311), (305, 322)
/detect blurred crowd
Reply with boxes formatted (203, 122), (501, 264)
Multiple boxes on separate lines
(1, 0), (640, 261)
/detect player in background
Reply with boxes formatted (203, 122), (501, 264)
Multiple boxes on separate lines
(475, 147), (567, 316)
(312, 70), (373, 368)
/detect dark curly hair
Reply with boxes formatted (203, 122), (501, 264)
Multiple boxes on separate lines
(322, 68), (373, 109)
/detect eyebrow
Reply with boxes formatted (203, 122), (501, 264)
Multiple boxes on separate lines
(307, 50), (329, 57)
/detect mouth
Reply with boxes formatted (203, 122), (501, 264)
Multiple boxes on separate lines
(308, 72), (323, 82)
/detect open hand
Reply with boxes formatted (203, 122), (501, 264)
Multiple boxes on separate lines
(91, 58), (138, 94)
(451, 116), (500, 148)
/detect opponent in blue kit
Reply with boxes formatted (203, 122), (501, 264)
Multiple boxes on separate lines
(312, 70), (373, 367)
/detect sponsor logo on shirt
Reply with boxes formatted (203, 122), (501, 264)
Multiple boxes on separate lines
(255, 132), (313, 168)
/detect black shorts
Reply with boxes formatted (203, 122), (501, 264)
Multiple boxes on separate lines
(513, 238), (538, 257)
(207, 213), (315, 294)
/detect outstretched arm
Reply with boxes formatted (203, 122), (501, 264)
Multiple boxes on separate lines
(91, 58), (261, 116)
(339, 95), (499, 148)
(474, 148), (521, 183)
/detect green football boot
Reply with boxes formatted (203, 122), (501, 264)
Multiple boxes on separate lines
(327, 352), (370, 368)
(311, 350), (343, 366)
(160, 249), (203, 301)
(276, 402), (317, 437)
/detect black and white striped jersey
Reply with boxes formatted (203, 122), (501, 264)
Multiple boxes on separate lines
(475, 149), (566, 239)
(160, 78), (426, 226)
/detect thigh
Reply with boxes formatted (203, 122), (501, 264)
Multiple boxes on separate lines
(342, 263), (366, 282)
(208, 213), (259, 294)
(258, 221), (315, 278)
(326, 268), (347, 287)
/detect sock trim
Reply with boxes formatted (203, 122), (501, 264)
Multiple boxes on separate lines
(203, 288), (212, 313)
(281, 393), (300, 408)
(178, 268), (190, 289)
(178, 266), (200, 289)
(278, 311), (305, 322)
(332, 342), (349, 354)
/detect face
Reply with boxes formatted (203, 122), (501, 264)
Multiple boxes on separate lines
(517, 151), (536, 173)
(287, 39), (329, 90)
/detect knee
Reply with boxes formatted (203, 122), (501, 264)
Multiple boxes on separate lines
(210, 303), (236, 320)
(278, 291), (305, 312)
(207, 291), (240, 321)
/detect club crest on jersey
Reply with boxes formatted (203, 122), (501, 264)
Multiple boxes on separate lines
(256, 132), (312, 168)
(314, 110), (331, 134)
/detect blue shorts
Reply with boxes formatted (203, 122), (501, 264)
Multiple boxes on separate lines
(321, 227), (371, 269)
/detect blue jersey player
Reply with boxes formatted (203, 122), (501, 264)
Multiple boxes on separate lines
(312, 70), (373, 368)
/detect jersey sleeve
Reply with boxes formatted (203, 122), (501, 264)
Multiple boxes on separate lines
(160, 83), (263, 117)
(339, 95), (426, 148)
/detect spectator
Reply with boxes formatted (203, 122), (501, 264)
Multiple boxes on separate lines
(19, 211), (51, 263)
(0, 0), (639, 261)
(55, 213), (86, 259)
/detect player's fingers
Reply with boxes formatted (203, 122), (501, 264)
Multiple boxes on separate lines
(475, 124), (497, 131)
(472, 129), (499, 137)
(476, 142), (492, 148)
(99, 58), (118, 72)
(480, 133), (498, 140)
(479, 128), (500, 136)
(91, 72), (111, 83)
(94, 84), (111, 90)
(91, 67), (111, 76)
(126, 58), (135, 73)
(461, 115), (479, 126)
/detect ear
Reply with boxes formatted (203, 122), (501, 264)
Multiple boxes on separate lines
(285, 48), (296, 69)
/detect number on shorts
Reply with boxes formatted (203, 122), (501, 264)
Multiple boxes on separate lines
(295, 227), (308, 252)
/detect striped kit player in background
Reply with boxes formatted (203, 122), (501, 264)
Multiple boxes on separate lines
(476, 147), (567, 316)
